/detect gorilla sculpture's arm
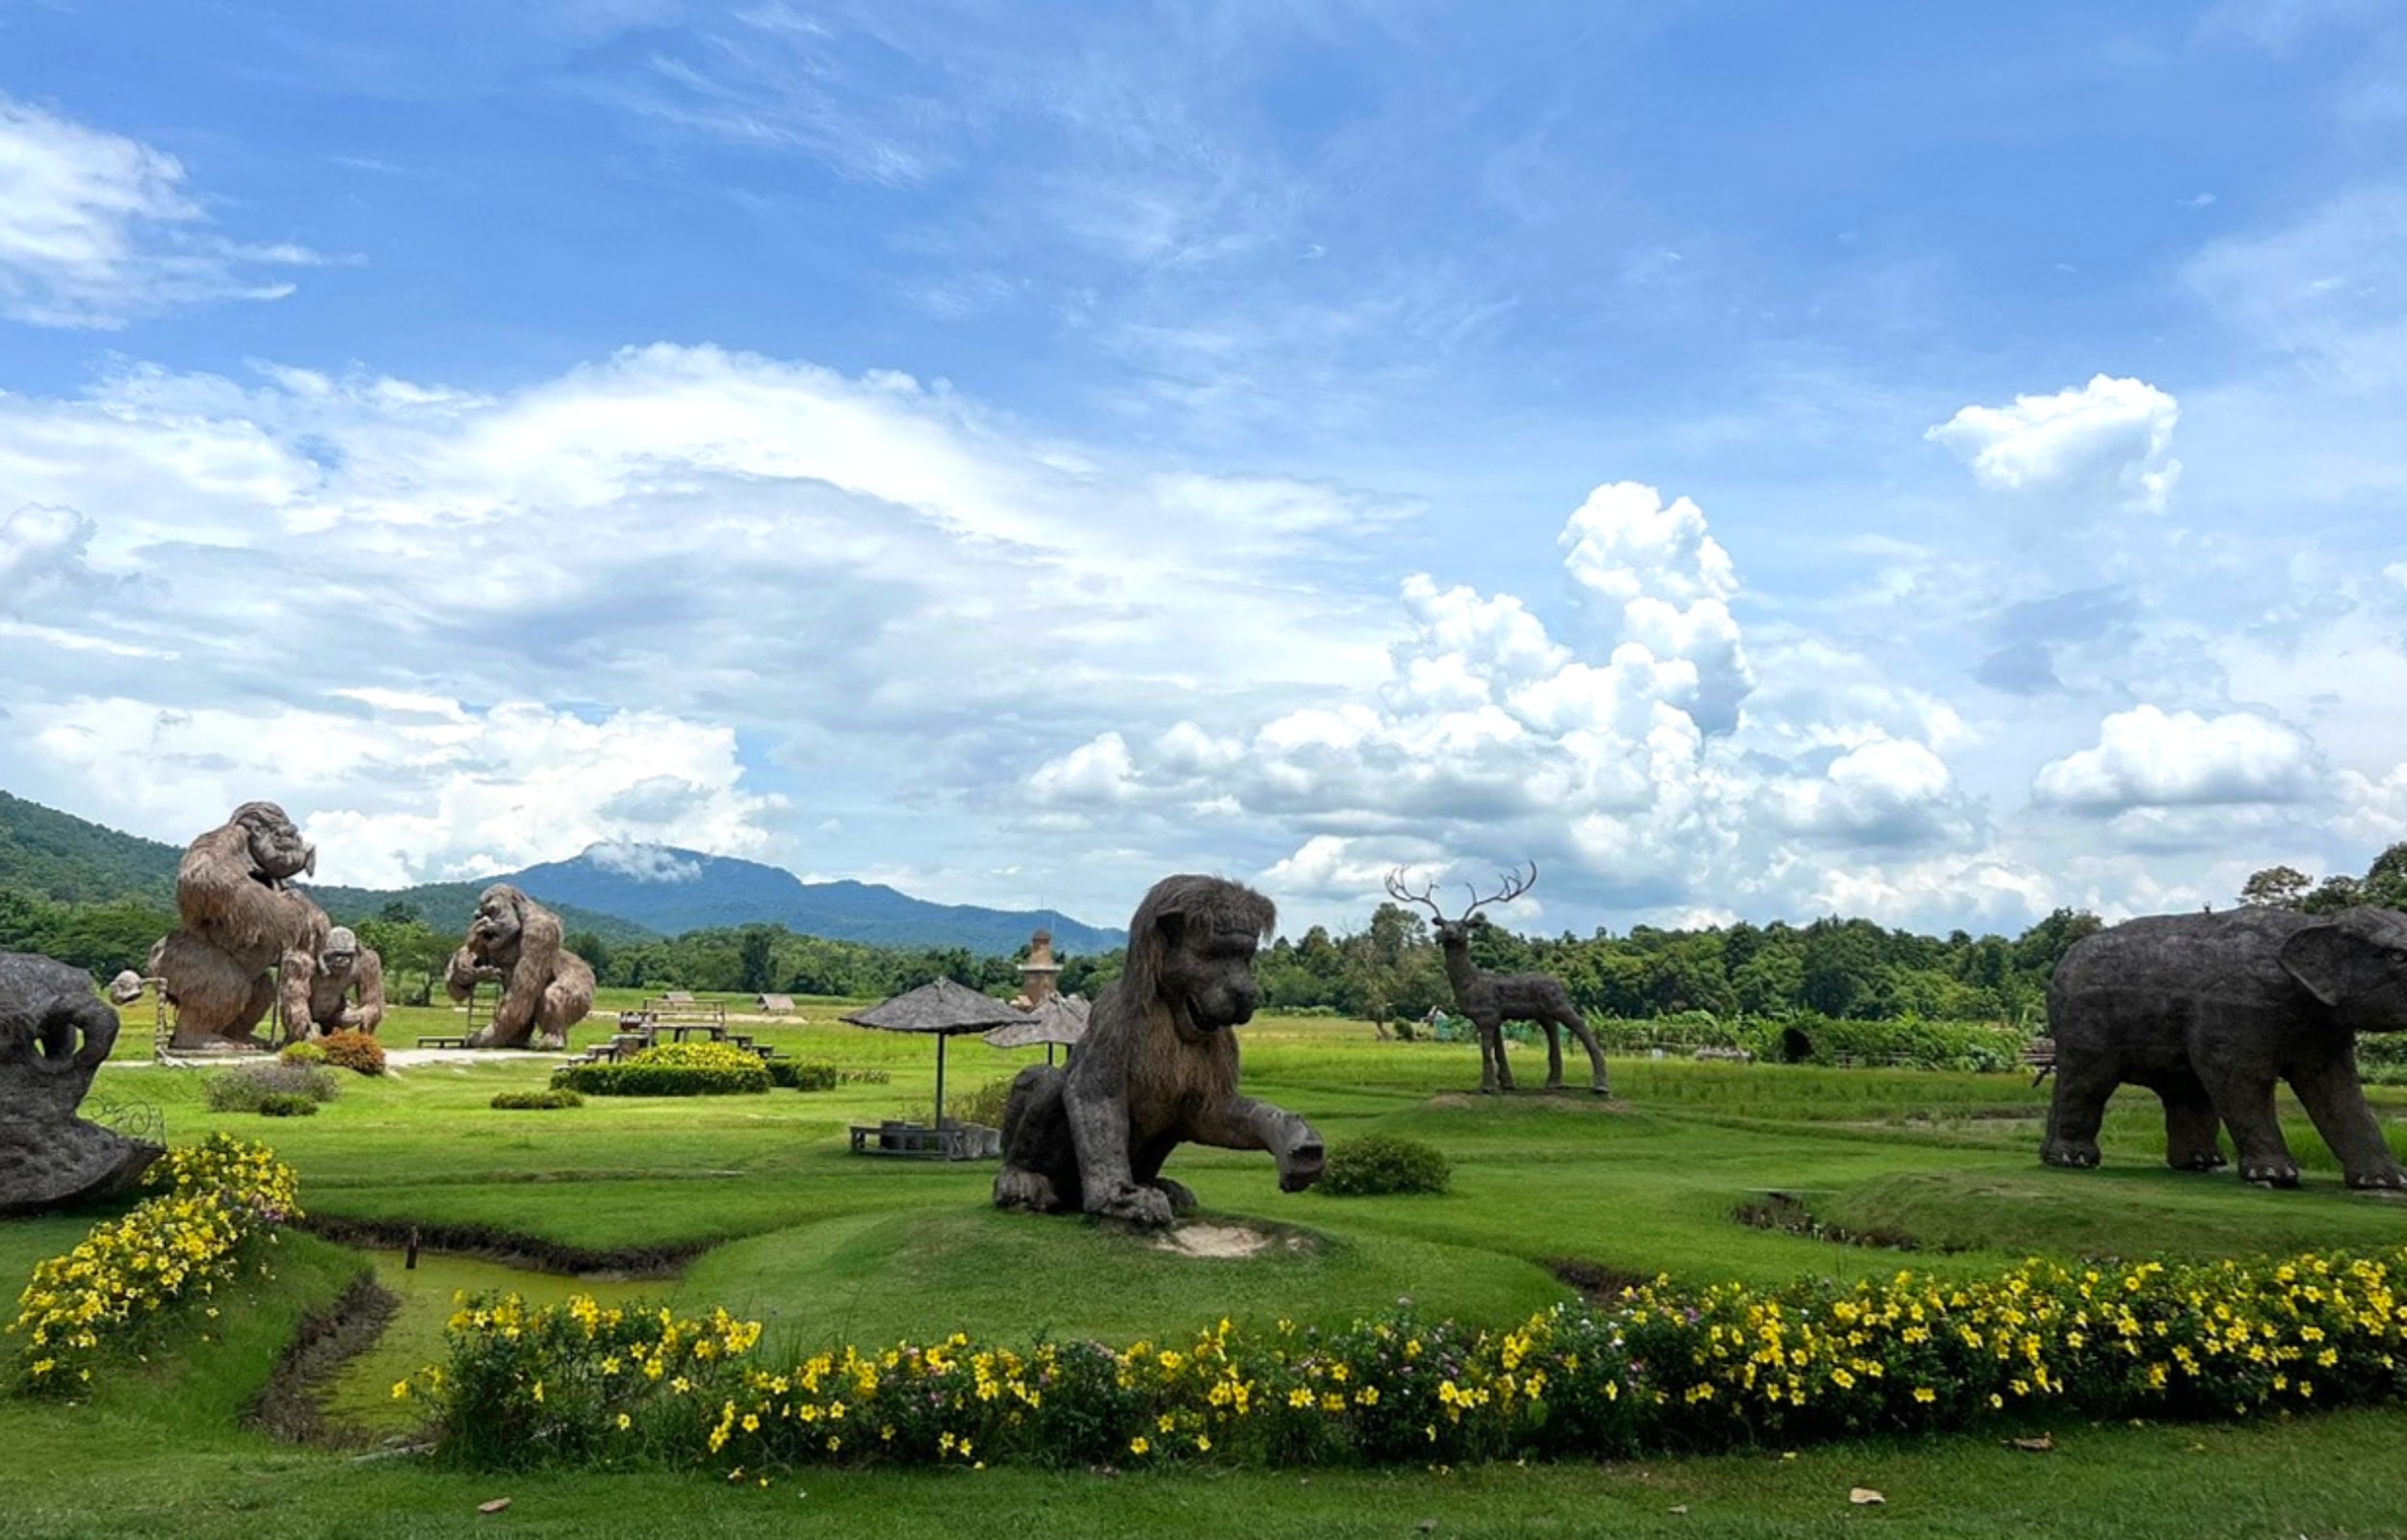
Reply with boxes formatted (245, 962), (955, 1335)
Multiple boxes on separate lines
(346, 948), (387, 1034)
(443, 944), (486, 1004)
(492, 902), (567, 1038)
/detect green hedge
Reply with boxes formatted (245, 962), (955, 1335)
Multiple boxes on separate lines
(766, 1060), (839, 1091)
(493, 1089), (585, 1110)
(553, 1040), (770, 1097)
(1319, 1134), (1450, 1196)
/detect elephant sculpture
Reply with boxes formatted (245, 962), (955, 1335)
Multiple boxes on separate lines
(2040, 905), (2407, 1190)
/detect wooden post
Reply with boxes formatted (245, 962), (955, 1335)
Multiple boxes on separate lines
(405, 1225), (420, 1270)
(934, 1033), (948, 1131)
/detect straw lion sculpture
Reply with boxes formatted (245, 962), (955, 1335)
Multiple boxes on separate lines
(994, 874), (1324, 1229)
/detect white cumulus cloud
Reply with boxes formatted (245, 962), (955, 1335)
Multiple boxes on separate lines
(2032, 705), (2324, 813)
(1927, 374), (2182, 511)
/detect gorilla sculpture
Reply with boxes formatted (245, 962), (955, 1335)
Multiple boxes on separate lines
(445, 885), (595, 1049)
(2041, 905), (2407, 1190)
(303, 926), (386, 1038)
(1, 950), (164, 1215)
(150, 802), (328, 1051)
(106, 969), (145, 1005)
(994, 875), (1324, 1229)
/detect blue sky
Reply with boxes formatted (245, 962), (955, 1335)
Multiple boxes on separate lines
(4, 0), (2405, 938)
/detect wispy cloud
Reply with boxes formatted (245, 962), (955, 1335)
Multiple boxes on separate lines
(0, 92), (326, 328)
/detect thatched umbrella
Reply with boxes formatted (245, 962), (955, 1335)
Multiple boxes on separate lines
(841, 978), (1029, 1129)
(982, 993), (1091, 1065)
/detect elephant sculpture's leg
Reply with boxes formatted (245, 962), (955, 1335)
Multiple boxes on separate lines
(2195, 1061), (2299, 1187)
(2154, 1072), (2228, 1172)
(2288, 1052), (2407, 1191)
(2040, 1062), (2115, 1168)
(1543, 1022), (1565, 1089)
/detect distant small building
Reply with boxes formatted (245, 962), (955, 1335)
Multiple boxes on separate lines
(1013, 929), (1063, 1011)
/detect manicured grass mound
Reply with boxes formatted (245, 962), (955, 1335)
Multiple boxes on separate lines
(1318, 1134), (1450, 1196)
(204, 1061), (340, 1114)
(553, 1040), (771, 1097)
(492, 1089), (584, 1111)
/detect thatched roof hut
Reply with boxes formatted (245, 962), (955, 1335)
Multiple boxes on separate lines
(841, 979), (1029, 1127)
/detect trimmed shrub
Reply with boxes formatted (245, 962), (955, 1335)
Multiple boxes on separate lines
(1318, 1134), (1451, 1197)
(766, 1060), (840, 1091)
(895, 1074), (1017, 1130)
(493, 1089), (584, 1111)
(255, 1092), (319, 1117)
(205, 1061), (340, 1114)
(321, 1028), (387, 1076)
(279, 1040), (328, 1066)
(553, 1040), (770, 1097)
(838, 1066), (892, 1086)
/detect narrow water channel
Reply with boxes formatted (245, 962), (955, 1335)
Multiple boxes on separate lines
(320, 1248), (669, 1436)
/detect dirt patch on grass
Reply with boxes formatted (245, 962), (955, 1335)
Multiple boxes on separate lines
(298, 1216), (702, 1279)
(1732, 1191), (1922, 1252)
(247, 1270), (403, 1449)
(1152, 1219), (1324, 1260)
(1423, 1091), (1633, 1113)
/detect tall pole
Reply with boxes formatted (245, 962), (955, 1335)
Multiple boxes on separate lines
(935, 1033), (948, 1130)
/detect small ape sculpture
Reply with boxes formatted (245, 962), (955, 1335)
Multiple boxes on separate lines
(106, 970), (146, 1005)
(1385, 864), (1609, 1096)
(445, 885), (594, 1049)
(1, 950), (164, 1214)
(303, 926), (386, 1038)
(995, 874), (1324, 1229)
(150, 802), (327, 1051)
(2042, 905), (2407, 1189)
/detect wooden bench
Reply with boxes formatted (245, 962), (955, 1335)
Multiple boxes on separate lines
(2021, 1038), (2058, 1087)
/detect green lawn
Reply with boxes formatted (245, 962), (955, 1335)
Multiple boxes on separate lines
(10, 1013), (2407, 1537)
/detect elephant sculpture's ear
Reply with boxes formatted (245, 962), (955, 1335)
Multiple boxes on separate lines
(2280, 918), (2366, 1009)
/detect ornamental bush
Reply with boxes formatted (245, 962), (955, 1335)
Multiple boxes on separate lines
(8, 1135), (302, 1390)
(553, 1040), (770, 1097)
(405, 1243), (2407, 1476)
(1318, 1135), (1451, 1197)
(205, 1061), (339, 1114)
(255, 1092), (319, 1117)
(492, 1089), (584, 1110)
(278, 1040), (328, 1066)
(321, 1028), (387, 1076)
(766, 1061), (840, 1091)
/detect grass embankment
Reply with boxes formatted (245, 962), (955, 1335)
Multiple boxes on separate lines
(10, 1013), (2407, 1536)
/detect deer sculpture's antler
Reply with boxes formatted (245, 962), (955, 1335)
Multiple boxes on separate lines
(1460, 860), (1538, 920)
(1383, 867), (1450, 921)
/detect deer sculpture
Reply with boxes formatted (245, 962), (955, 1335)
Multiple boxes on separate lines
(1385, 863), (1610, 1096)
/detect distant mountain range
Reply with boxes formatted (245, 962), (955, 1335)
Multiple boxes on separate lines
(0, 791), (1124, 956)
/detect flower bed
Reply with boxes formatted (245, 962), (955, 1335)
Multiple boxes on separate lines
(553, 1041), (771, 1097)
(407, 1244), (2407, 1475)
(7, 1135), (302, 1390)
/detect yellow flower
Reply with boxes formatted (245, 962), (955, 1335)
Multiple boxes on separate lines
(1129, 1436), (1151, 1456)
